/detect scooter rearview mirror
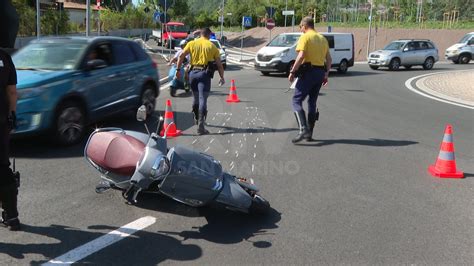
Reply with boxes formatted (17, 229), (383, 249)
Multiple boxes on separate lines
(137, 105), (147, 122)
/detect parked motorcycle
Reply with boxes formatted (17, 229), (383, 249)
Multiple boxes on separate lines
(168, 64), (190, 97)
(84, 106), (270, 215)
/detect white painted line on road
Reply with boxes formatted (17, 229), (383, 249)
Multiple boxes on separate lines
(204, 147), (210, 152)
(252, 164), (255, 173)
(405, 70), (474, 110)
(253, 153), (256, 158)
(225, 149), (229, 154)
(229, 165), (235, 171)
(192, 139), (198, 144)
(43, 216), (156, 266)
(210, 138), (215, 144)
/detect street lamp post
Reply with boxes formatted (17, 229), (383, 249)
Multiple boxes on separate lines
(220, 0), (225, 40)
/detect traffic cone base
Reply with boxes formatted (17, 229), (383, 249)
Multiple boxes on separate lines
(428, 124), (464, 179)
(428, 165), (464, 178)
(160, 99), (182, 138)
(226, 79), (240, 103)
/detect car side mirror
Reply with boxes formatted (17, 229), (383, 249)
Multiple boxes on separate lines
(403, 47), (409, 52)
(86, 59), (107, 70)
(136, 105), (147, 122)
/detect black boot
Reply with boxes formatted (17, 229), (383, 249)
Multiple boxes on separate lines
(0, 184), (20, 231)
(197, 112), (209, 135)
(292, 110), (310, 143)
(306, 110), (319, 141)
(191, 105), (199, 125)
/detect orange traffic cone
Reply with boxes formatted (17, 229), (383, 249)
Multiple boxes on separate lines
(160, 99), (182, 138)
(226, 79), (240, 103)
(428, 124), (464, 178)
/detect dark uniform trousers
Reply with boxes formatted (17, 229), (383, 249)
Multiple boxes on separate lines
(0, 121), (18, 219)
(189, 69), (211, 112)
(292, 67), (325, 113)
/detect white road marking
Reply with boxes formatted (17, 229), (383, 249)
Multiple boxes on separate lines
(222, 122), (226, 126)
(253, 153), (256, 158)
(210, 138), (215, 144)
(229, 165), (235, 171)
(226, 117), (231, 121)
(43, 216), (156, 266)
(404, 70), (474, 110)
(192, 139), (198, 144)
(204, 147), (210, 152)
(252, 164), (255, 173)
(225, 149), (229, 154)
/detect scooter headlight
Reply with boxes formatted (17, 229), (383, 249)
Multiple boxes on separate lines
(150, 156), (170, 180)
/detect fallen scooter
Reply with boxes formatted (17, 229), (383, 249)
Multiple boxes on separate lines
(168, 64), (190, 97)
(84, 106), (270, 215)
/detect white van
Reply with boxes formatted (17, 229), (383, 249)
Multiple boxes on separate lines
(445, 32), (474, 64)
(254, 32), (354, 75)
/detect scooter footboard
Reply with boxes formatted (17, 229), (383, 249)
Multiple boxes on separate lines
(215, 173), (252, 211)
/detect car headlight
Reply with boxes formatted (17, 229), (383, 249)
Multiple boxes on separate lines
(17, 87), (45, 99)
(276, 49), (289, 58)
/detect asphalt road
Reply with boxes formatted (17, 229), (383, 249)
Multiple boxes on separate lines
(2, 63), (473, 264)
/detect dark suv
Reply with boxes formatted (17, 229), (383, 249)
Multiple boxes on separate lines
(368, 39), (439, 70)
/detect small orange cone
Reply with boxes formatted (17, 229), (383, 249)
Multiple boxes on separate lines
(160, 99), (182, 138)
(428, 124), (464, 178)
(226, 79), (240, 103)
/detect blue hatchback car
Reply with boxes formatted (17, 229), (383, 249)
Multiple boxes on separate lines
(12, 37), (160, 145)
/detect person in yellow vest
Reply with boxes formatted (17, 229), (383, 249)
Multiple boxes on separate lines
(288, 17), (332, 143)
(176, 28), (225, 135)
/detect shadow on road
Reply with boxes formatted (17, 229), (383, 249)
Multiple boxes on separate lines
(225, 64), (244, 71)
(0, 223), (202, 264)
(206, 124), (297, 136)
(10, 110), (195, 159)
(297, 138), (418, 147)
(135, 193), (281, 247)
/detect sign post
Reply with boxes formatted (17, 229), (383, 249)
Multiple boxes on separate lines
(241, 16), (252, 61)
(266, 18), (275, 41)
(282, 10), (295, 31)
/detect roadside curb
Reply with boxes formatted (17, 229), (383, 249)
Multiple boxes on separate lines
(405, 69), (474, 110)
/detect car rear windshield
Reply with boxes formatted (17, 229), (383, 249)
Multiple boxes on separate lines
(13, 41), (87, 70)
(268, 35), (299, 47)
(383, 41), (406, 50)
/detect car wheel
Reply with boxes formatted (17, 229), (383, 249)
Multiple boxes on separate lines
(388, 58), (400, 71)
(369, 65), (379, 70)
(404, 65), (412, 69)
(261, 71), (270, 76)
(140, 84), (157, 117)
(337, 59), (348, 74)
(422, 57), (434, 70)
(459, 54), (471, 64)
(54, 101), (86, 146)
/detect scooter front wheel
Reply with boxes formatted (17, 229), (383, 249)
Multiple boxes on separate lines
(249, 194), (270, 215)
(170, 87), (177, 97)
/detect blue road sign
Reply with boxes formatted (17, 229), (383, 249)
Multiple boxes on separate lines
(153, 11), (161, 23)
(243, 16), (252, 27)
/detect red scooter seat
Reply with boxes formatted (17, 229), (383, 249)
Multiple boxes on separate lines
(86, 132), (145, 176)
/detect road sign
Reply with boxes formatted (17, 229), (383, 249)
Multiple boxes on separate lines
(265, 6), (276, 17)
(243, 16), (252, 27)
(266, 18), (275, 30)
(282, 10), (294, 16)
(153, 11), (161, 23)
(218, 15), (224, 23)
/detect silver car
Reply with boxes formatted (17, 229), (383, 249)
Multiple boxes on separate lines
(368, 39), (439, 70)
(210, 39), (227, 70)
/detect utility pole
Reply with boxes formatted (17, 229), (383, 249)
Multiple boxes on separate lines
(220, 0), (224, 40)
(36, 0), (40, 38)
(86, 0), (90, 36)
(366, 0), (373, 58)
(284, 0), (288, 27)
